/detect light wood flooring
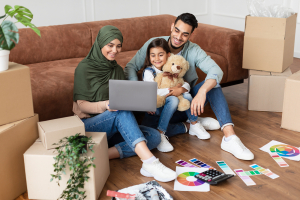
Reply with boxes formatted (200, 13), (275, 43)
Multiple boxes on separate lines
(17, 58), (300, 200)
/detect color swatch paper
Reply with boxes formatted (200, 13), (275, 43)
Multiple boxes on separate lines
(189, 158), (214, 169)
(174, 167), (210, 192)
(216, 161), (235, 175)
(239, 170), (261, 176)
(260, 140), (300, 161)
(234, 169), (256, 186)
(250, 164), (279, 179)
(176, 160), (198, 168)
(269, 152), (289, 167)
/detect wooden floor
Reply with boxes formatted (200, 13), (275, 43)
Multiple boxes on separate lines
(17, 58), (300, 200)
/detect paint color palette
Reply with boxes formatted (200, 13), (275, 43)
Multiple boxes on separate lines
(216, 161), (235, 175)
(189, 158), (214, 169)
(250, 164), (279, 179)
(269, 152), (289, 167)
(239, 170), (261, 176)
(176, 160), (198, 168)
(177, 172), (205, 186)
(234, 169), (256, 186)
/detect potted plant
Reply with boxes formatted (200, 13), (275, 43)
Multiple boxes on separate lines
(51, 133), (96, 200)
(0, 5), (41, 72)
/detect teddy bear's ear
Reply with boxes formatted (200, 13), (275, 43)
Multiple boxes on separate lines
(170, 53), (175, 56)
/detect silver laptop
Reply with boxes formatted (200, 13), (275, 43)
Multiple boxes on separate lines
(109, 80), (157, 112)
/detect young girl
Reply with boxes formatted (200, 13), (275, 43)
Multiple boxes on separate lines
(142, 38), (210, 153)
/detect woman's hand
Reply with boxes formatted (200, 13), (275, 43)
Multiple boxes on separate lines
(147, 111), (155, 115)
(105, 100), (118, 112)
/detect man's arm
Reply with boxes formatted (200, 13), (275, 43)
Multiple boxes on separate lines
(124, 40), (152, 81)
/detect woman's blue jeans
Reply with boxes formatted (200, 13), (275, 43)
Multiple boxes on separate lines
(82, 110), (161, 158)
(155, 93), (198, 132)
(142, 80), (233, 137)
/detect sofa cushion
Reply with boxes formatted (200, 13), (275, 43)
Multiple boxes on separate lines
(84, 15), (176, 52)
(10, 24), (92, 65)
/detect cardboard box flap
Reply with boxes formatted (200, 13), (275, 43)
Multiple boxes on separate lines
(38, 116), (83, 132)
(0, 118), (27, 133)
(245, 15), (287, 39)
(249, 67), (292, 77)
(286, 70), (300, 81)
(285, 13), (297, 39)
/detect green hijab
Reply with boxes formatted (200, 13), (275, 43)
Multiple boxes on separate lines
(73, 25), (125, 102)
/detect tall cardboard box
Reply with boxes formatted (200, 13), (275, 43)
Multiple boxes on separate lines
(243, 14), (297, 72)
(281, 70), (300, 132)
(0, 114), (39, 200)
(0, 62), (34, 126)
(24, 132), (109, 200)
(38, 116), (85, 149)
(248, 67), (292, 112)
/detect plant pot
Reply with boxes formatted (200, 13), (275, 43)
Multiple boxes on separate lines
(0, 50), (10, 72)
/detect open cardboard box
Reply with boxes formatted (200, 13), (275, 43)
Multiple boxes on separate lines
(24, 132), (109, 200)
(281, 70), (300, 132)
(248, 67), (292, 112)
(0, 62), (34, 126)
(38, 115), (85, 149)
(0, 114), (39, 200)
(243, 13), (297, 73)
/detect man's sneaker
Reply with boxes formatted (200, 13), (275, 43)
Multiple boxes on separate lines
(140, 159), (177, 182)
(198, 117), (220, 130)
(189, 122), (211, 139)
(187, 117), (220, 130)
(221, 135), (254, 160)
(157, 134), (174, 152)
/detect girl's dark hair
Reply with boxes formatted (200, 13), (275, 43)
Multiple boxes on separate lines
(142, 38), (171, 71)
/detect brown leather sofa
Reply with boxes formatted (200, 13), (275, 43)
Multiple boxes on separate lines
(9, 15), (247, 122)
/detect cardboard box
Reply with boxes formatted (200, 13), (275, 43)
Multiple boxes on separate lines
(248, 67), (292, 112)
(243, 14), (297, 72)
(0, 114), (39, 200)
(0, 62), (34, 126)
(24, 132), (109, 200)
(38, 115), (85, 149)
(281, 70), (300, 132)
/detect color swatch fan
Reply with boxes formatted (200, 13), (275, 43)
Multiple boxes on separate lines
(174, 167), (210, 192)
(260, 140), (300, 161)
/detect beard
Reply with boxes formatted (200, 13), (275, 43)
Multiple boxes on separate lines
(169, 35), (185, 50)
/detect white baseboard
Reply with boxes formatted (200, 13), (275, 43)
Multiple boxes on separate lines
(294, 51), (300, 59)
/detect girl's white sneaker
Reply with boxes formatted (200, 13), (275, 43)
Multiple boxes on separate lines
(157, 134), (174, 152)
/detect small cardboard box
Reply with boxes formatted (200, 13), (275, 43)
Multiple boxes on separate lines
(0, 114), (39, 200)
(243, 14), (297, 72)
(248, 67), (292, 112)
(0, 62), (34, 126)
(38, 115), (85, 149)
(24, 132), (109, 200)
(281, 70), (300, 132)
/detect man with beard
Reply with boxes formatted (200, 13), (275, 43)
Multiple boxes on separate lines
(124, 13), (254, 161)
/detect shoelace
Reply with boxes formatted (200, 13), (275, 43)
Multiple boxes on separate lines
(232, 138), (248, 151)
(161, 134), (170, 144)
(195, 123), (207, 132)
(153, 160), (168, 171)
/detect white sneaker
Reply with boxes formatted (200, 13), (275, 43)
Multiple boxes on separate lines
(221, 135), (254, 160)
(187, 117), (220, 130)
(198, 117), (220, 130)
(189, 122), (211, 139)
(140, 159), (177, 182)
(157, 134), (174, 152)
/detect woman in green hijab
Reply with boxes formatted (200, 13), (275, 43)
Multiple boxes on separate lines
(73, 25), (176, 182)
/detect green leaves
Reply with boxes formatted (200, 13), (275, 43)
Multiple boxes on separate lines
(50, 134), (96, 200)
(0, 21), (19, 50)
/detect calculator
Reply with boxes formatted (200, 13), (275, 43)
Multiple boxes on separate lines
(194, 169), (234, 185)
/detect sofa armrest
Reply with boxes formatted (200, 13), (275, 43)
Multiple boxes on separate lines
(190, 23), (248, 83)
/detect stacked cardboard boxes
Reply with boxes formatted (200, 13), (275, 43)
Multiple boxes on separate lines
(0, 62), (39, 200)
(24, 116), (109, 200)
(243, 14), (299, 132)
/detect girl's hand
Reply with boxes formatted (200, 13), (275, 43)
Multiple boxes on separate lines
(147, 111), (155, 115)
(105, 101), (118, 112)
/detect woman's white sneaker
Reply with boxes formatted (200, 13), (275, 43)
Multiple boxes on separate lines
(221, 135), (254, 160)
(140, 159), (177, 182)
(157, 134), (174, 152)
(189, 122), (211, 139)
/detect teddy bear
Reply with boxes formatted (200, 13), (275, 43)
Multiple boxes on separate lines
(154, 54), (190, 111)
